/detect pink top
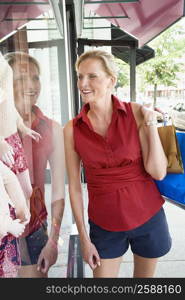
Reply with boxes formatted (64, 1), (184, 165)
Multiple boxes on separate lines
(73, 95), (164, 231)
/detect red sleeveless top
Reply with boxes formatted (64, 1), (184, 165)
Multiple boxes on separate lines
(22, 105), (54, 196)
(73, 95), (164, 231)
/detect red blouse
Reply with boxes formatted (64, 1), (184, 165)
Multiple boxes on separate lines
(73, 95), (164, 231)
(22, 105), (54, 196)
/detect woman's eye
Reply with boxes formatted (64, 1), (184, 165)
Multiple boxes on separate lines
(15, 77), (23, 82)
(34, 76), (40, 81)
(89, 74), (96, 79)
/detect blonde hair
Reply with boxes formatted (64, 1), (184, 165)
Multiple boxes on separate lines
(4, 51), (40, 74)
(75, 49), (117, 79)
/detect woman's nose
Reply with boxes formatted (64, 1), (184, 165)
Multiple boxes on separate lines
(80, 77), (89, 88)
(24, 77), (36, 89)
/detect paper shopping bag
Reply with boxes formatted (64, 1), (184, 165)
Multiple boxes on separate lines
(158, 125), (184, 173)
(155, 132), (185, 205)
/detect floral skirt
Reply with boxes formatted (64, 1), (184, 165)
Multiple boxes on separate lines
(0, 206), (20, 278)
(4, 132), (28, 174)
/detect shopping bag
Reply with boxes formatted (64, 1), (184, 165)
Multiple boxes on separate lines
(155, 132), (185, 205)
(158, 124), (184, 173)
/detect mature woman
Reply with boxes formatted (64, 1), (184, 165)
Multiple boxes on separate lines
(64, 50), (172, 278)
(5, 52), (65, 278)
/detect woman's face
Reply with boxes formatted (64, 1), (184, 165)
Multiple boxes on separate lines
(12, 60), (41, 116)
(77, 58), (115, 104)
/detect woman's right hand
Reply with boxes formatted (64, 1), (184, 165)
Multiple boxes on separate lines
(0, 140), (14, 167)
(81, 239), (101, 270)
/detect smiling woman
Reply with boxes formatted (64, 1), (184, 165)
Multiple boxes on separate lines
(77, 58), (116, 106)
(7, 53), (41, 121)
(4, 51), (65, 278)
(64, 49), (172, 278)
(75, 51), (117, 137)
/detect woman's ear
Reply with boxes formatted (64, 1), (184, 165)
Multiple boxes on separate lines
(110, 76), (117, 88)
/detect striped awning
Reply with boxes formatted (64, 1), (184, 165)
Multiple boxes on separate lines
(84, 0), (185, 46)
(0, 0), (50, 40)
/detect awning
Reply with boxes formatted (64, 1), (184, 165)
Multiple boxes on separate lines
(85, 0), (185, 47)
(111, 25), (154, 65)
(0, 0), (50, 40)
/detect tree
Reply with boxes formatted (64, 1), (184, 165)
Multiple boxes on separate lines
(115, 58), (129, 89)
(138, 20), (185, 107)
(141, 58), (181, 107)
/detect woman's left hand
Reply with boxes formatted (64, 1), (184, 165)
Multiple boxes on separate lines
(140, 105), (158, 123)
(140, 104), (164, 124)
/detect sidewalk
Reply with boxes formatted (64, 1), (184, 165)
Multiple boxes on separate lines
(46, 184), (185, 278)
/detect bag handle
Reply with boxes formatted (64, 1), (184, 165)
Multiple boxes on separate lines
(162, 112), (174, 127)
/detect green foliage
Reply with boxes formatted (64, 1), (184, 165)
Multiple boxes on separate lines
(144, 58), (181, 87)
(137, 20), (185, 104)
(115, 58), (129, 88)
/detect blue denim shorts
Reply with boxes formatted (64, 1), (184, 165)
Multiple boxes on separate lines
(89, 208), (172, 259)
(20, 222), (48, 266)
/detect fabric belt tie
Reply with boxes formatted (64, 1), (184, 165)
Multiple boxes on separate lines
(85, 160), (151, 194)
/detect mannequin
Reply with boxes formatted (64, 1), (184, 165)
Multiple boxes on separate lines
(0, 161), (30, 277)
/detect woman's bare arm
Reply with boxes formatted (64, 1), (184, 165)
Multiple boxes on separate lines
(64, 120), (100, 270)
(131, 102), (167, 180)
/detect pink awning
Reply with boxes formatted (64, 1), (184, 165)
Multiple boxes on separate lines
(0, 0), (50, 40)
(85, 0), (185, 47)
